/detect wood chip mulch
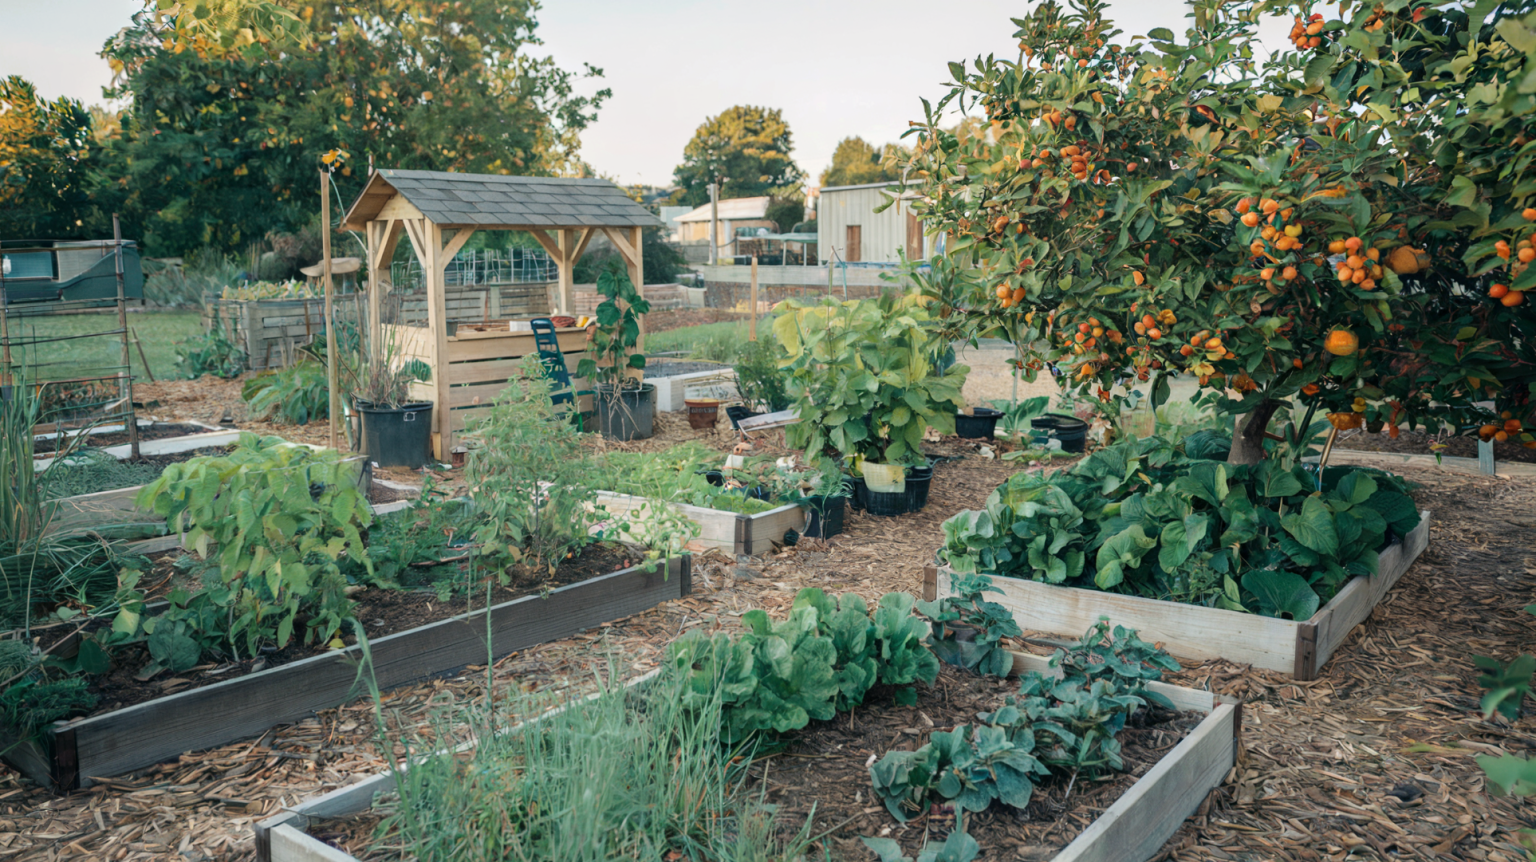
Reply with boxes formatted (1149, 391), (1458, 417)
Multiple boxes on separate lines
(4, 446), (1534, 862)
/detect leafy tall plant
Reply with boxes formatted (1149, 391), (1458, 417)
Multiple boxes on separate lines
(174, 314), (246, 380)
(732, 339), (792, 413)
(773, 292), (968, 466)
(464, 357), (606, 579)
(135, 433), (368, 659)
(576, 263), (650, 392)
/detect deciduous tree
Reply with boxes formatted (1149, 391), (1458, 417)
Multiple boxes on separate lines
(673, 105), (804, 207)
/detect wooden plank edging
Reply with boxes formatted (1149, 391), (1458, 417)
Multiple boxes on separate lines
(594, 491), (805, 555)
(259, 653), (1234, 862)
(7, 556), (688, 790)
(928, 512), (1431, 679)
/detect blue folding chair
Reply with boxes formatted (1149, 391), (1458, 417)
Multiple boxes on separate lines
(530, 317), (593, 428)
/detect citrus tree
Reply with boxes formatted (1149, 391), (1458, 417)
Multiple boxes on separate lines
(902, 0), (1536, 463)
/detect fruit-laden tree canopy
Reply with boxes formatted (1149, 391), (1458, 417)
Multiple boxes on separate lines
(902, 0), (1536, 463)
(0, 77), (98, 238)
(92, 0), (609, 256)
(673, 105), (805, 207)
(820, 136), (910, 188)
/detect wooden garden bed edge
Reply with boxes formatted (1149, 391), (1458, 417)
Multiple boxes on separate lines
(3, 555), (690, 792)
(255, 652), (1236, 862)
(924, 511), (1431, 680)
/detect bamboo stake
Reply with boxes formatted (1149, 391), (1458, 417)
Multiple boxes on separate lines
(114, 215), (139, 459)
(322, 170), (339, 451)
(749, 255), (758, 341)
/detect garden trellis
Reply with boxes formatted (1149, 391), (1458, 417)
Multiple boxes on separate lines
(342, 169), (662, 457)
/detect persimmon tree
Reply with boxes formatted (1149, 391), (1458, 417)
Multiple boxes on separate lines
(902, 0), (1536, 463)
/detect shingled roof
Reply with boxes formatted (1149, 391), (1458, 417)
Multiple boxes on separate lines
(342, 169), (662, 231)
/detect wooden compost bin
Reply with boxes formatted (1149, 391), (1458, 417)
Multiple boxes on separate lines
(594, 491), (806, 556)
(204, 296), (359, 371)
(387, 322), (592, 458)
(253, 649), (1239, 862)
(2, 555), (690, 791)
(924, 512), (1431, 680)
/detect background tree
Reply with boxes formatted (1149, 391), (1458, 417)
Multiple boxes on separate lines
(672, 105), (804, 207)
(0, 77), (101, 239)
(820, 136), (909, 187)
(93, 0), (609, 256)
(903, 0), (1536, 463)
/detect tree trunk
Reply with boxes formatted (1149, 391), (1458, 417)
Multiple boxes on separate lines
(1227, 399), (1280, 465)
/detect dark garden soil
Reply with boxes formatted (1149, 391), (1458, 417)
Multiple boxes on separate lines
(1335, 426), (1536, 463)
(747, 664), (1200, 862)
(31, 543), (641, 720)
(33, 422), (216, 454)
(365, 481), (411, 505)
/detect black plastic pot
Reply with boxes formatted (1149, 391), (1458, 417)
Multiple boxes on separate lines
(906, 465), (934, 512)
(955, 408), (1002, 439)
(725, 405), (763, 429)
(1031, 413), (1089, 453)
(596, 384), (656, 441)
(849, 465), (932, 517)
(800, 494), (847, 539)
(356, 401), (433, 469)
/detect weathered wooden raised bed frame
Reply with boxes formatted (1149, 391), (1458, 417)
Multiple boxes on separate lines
(595, 491), (804, 556)
(252, 650), (1239, 862)
(2, 555), (689, 792)
(924, 512), (1430, 681)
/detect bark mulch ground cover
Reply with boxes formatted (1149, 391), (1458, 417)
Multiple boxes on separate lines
(3, 449), (1533, 862)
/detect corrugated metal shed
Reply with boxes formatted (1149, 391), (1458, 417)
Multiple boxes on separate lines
(342, 169), (661, 230)
(817, 182), (928, 264)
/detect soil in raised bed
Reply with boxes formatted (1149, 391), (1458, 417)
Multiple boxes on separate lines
(748, 664), (1201, 862)
(1334, 426), (1536, 463)
(32, 422), (216, 454)
(32, 542), (643, 720)
(40, 446), (232, 498)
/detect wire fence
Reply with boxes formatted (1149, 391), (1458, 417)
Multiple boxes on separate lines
(390, 247), (557, 294)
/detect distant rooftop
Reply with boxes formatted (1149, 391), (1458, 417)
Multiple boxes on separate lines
(675, 196), (772, 223)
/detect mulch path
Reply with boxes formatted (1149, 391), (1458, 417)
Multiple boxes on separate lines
(4, 440), (1534, 862)
(33, 423), (215, 455)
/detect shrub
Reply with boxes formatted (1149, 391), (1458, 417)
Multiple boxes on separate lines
(242, 361), (330, 424)
(732, 339), (792, 412)
(173, 314), (246, 379)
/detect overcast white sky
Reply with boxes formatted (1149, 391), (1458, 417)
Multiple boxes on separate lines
(1, 0), (1289, 188)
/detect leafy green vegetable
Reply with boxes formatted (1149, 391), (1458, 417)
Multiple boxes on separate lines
(937, 434), (1421, 615)
(917, 574), (1021, 677)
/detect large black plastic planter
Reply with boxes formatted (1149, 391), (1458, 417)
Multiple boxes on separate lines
(596, 384), (656, 441)
(847, 464), (932, 517)
(955, 408), (1002, 439)
(1031, 413), (1089, 453)
(356, 401), (433, 468)
(800, 494), (847, 539)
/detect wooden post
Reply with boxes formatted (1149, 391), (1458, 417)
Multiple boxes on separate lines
(557, 228), (575, 316)
(630, 226), (645, 352)
(749, 255), (758, 341)
(708, 182), (719, 266)
(426, 223), (451, 459)
(366, 221), (381, 349)
(321, 170), (339, 451)
(113, 215), (139, 459)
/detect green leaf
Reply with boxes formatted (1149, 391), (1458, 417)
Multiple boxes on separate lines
(1479, 753), (1536, 797)
(1281, 495), (1339, 557)
(1242, 570), (1320, 620)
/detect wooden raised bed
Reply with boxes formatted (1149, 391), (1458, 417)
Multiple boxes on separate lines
(595, 491), (805, 556)
(3, 555), (689, 791)
(252, 649), (1239, 862)
(925, 512), (1431, 681)
(647, 366), (737, 413)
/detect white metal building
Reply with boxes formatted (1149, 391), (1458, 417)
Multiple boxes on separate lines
(817, 182), (931, 264)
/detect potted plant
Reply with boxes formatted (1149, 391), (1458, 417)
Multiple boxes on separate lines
(780, 457), (849, 539)
(773, 292), (968, 513)
(576, 264), (655, 441)
(729, 339), (792, 428)
(346, 326), (433, 468)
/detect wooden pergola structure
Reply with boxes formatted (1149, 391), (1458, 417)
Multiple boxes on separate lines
(342, 169), (661, 457)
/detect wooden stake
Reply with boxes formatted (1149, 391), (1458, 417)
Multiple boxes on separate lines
(321, 170), (338, 451)
(749, 256), (758, 341)
(131, 328), (155, 383)
(114, 215), (139, 459)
